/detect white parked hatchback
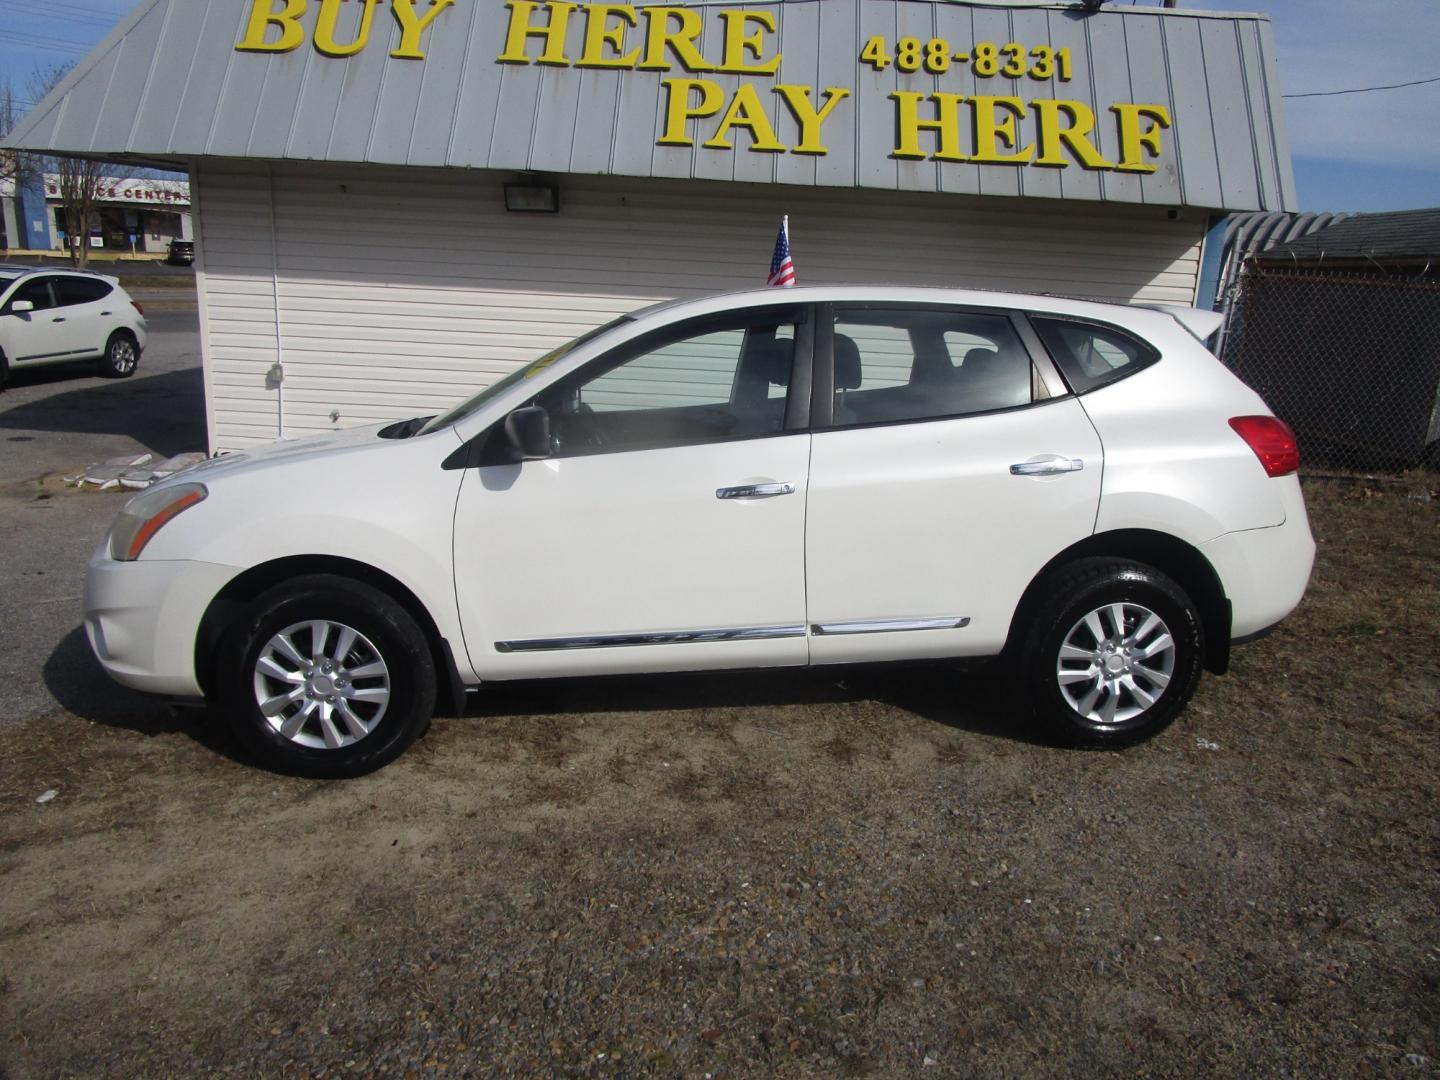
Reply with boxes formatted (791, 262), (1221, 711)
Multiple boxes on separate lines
(84, 287), (1313, 776)
(0, 265), (147, 387)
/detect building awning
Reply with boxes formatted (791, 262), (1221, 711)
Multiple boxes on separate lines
(4, 0), (1296, 213)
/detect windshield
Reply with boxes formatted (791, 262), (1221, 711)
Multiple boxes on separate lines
(418, 316), (632, 436)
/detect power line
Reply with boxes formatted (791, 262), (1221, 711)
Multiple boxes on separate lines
(0, 0), (116, 30)
(1284, 74), (1440, 99)
(0, 30), (93, 54)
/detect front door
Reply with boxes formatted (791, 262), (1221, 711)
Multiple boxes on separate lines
(5, 278), (88, 363)
(454, 306), (813, 680)
(804, 303), (1104, 664)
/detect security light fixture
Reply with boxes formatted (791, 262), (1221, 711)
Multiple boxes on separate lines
(504, 180), (560, 213)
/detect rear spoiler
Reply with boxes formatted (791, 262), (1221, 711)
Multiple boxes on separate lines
(1137, 304), (1225, 344)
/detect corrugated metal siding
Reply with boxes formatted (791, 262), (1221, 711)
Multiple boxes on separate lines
(10, 0), (1295, 213)
(197, 161), (1205, 452)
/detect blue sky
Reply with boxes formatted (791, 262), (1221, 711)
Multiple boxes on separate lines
(1, 0), (1435, 213)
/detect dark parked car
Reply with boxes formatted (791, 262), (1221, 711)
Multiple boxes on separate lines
(166, 240), (194, 266)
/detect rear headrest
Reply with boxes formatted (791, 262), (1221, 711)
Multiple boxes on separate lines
(833, 333), (862, 390)
(962, 347), (1003, 378)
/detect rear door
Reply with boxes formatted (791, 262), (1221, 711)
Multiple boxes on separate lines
(804, 303), (1103, 664)
(51, 276), (116, 356)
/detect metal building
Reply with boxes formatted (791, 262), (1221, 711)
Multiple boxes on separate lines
(5, 0), (1296, 453)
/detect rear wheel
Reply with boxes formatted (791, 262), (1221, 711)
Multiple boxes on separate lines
(97, 331), (139, 378)
(1019, 558), (1204, 748)
(219, 574), (436, 777)
(0, 350), (8, 392)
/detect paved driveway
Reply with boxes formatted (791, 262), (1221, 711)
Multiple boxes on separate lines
(0, 309), (203, 724)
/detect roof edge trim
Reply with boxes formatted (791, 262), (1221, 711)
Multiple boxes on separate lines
(1, 0), (169, 152)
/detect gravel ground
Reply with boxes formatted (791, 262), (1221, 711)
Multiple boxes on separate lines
(0, 476), (1436, 1078)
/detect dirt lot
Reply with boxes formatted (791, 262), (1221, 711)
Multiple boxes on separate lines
(0, 480), (1437, 1079)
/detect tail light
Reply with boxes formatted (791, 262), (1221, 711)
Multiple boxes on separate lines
(131, 300), (144, 316)
(1230, 415), (1299, 477)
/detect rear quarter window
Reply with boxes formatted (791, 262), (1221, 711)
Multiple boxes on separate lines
(54, 278), (113, 306)
(1031, 317), (1160, 395)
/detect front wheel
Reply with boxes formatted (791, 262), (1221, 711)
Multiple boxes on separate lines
(219, 575), (437, 777)
(1019, 558), (1204, 748)
(97, 331), (139, 378)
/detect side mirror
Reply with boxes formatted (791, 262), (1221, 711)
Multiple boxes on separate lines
(10, 300), (34, 314)
(503, 405), (552, 462)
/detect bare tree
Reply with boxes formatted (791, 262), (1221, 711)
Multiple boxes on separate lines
(1, 81), (22, 185)
(25, 63), (138, 269)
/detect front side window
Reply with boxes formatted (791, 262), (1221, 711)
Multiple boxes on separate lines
(536, 311), (801, 456)
(10, 279), (57, 312)
(827, 307), (1035, 427)
(1031, 317), (1159, 394)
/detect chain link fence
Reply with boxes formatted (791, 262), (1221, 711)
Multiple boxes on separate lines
(1218, 264), (1440, 474)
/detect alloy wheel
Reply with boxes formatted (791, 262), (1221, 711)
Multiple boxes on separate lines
(252, 620), (391, 750)
(1055, 601), (1176, 726)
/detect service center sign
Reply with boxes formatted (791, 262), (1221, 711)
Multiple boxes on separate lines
(236, 0), (1172, 176)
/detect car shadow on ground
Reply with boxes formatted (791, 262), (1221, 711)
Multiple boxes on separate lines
(0, 367), (205, 460)
(466, 661), (1053, 747)
(45, 625), (1051, 766)
(42, 626), (246, 762)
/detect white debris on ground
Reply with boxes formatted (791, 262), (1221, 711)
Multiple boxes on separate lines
(36, 789), (58, 804)
(64, 452), (207, 491)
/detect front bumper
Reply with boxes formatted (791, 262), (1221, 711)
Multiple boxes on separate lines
(83, 543), (240, 697)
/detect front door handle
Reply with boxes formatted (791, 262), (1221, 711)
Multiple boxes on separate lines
(716, 482), (796, 500)
(1010, 456), (1084, 477)
(51, 317), (66, 322)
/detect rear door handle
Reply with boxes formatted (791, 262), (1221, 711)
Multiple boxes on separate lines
(716, 482), (795, 500)
(51, 317), (66, 322)
(1010, 456), (1084, 477)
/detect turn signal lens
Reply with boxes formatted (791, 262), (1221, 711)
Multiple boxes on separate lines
(1229, 415), (1299, 478)
(109, 483), (207, 561)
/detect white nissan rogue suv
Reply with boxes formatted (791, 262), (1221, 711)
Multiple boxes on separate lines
(83, 287), (1314, 776)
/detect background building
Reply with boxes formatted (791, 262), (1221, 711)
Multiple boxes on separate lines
(5, 0), (1295, 453)
(40, 172), (192, 254)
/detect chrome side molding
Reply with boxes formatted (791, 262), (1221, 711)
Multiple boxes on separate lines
(496, 624), (807, 653)
(811, 616), (971, 636)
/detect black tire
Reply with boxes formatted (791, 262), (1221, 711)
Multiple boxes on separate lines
(218, 574), (437, 778)
(97, 330), (140, 378)
(1019, 558), (1204, 748)
(0, 349), (8, 392)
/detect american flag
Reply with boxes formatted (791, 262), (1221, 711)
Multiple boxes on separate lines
(767, 215), (796, 288)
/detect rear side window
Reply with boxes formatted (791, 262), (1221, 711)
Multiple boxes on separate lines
(828, 307), (1034, 427)
(54, 277), (113, 306)
(1031, 317), (1159, 394)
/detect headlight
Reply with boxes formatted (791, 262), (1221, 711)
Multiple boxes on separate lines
(109, 483), (207, 561)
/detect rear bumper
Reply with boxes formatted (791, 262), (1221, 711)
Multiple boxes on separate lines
(1200, 481), (1316, 641)
(83, 543), (240, 697)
